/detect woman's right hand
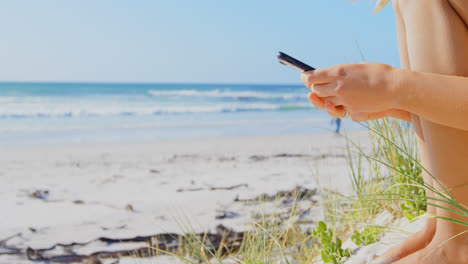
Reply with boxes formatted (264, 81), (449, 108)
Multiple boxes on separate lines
(307, 92), (412, 123)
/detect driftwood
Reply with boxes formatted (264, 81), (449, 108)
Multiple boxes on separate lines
(249, 153), (345, 162)
(176, 183), (248, 193)
(235, 186), (317, 204)
(3, 186), (319, 263)
(215, 211), (241, 220)
(0, 224), (244, 263)
(0, 233), (22, 255)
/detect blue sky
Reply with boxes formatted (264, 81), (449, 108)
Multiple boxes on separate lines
(0, 0), (398, 84)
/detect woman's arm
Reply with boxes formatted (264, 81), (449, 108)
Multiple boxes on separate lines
(395, 69), (468, 131)
(301, 63), (414, 123)
(306, 90), (412, 122)
(301, 63), (468, 131)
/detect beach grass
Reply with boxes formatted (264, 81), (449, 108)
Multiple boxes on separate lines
(137, 118), (468, 264)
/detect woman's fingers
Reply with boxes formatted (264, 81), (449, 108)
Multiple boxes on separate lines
(300, 68), (335, 89)
(308, 92), (346, 118)
(313, 81), (339, 97)
(308, 93), (342, 109)
(317, 96), (408, 122)
(323, 95), (344, 106)
(307, 92), (326, 108)
(325, 102), (347, 118)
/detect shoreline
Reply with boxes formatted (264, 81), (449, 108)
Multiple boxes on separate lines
(0, 130), (365, 149)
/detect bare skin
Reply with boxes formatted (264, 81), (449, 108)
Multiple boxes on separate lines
(393, 0), (468, 262)
(371, 1), (437, 263)
(301, 0), (468, 263)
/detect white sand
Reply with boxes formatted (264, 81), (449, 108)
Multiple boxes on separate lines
(345, 216), (426, 264)
(0, 131), (420, 263)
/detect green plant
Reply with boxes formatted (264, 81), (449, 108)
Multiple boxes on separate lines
(312, 221), (351, 264)
(150, 117), (468, 264)
(345, 132), (386, 223)
(351, 226), (381, 246)
(362, 118), (468, 229)
(390, 153), (426, 220)
(364, 118), (427, 220)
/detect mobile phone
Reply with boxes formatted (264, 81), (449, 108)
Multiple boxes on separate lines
(277, 52), (315, 72)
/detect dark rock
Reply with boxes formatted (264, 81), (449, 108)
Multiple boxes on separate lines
(249, 155), (268, 162)
(29, 190), (49, 200)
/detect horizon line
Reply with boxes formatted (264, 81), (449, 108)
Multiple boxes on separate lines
(0, 80), (304, 86)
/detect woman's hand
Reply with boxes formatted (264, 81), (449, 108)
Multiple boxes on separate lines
(307, 92), (412, 122)
(301, 62), (411, 122)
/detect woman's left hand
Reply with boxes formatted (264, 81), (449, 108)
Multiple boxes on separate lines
(301, 62), (400, 119)
(307, 91), (412, 122)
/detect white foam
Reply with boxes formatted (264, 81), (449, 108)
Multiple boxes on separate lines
(148, 89), (302, 100)
(0, 100), (285, 118)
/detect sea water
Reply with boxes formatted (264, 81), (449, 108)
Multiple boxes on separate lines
(0, 82), (360, 146)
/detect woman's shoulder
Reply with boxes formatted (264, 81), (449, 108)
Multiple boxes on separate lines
(448, 0), (468, 22)
(395, 0), (467, 9)
(395, 0), (468, 27)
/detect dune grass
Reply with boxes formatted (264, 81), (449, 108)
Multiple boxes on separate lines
(140, 118), (468, 264)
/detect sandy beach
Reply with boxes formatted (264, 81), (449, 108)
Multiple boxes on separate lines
(0, 1), (426, 262)
(1, 131), (377, 263)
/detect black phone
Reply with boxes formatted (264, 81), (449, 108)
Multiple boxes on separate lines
(277, 52), (315, 72)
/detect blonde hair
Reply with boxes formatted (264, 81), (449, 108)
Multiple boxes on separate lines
(374, 0), (390, 12)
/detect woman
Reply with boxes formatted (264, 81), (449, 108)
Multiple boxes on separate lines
(301, 0), (468, 263)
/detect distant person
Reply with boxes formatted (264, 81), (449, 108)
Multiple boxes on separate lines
(301, 1), (468, 263)
(330, 117), (341, 134)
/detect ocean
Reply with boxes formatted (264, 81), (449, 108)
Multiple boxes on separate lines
(0, 82), (358, 146)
